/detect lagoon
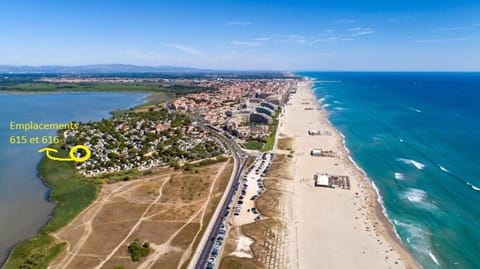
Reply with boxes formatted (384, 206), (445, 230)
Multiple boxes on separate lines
(0, 92), (145, 264)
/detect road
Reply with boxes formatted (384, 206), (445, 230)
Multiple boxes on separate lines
(191, 124), (249, 269)
(164, 102), (250, 269)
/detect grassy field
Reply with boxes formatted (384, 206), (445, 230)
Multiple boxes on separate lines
(242, 139), (264, 151)
(262, 109), (281, 152)
(3, 146), (98, 269)
(4, 82), (162, 92)
(2, 234), (66, 269)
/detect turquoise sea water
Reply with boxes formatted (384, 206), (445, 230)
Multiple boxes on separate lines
(0, 92), (146, 264)
(299, 72), (480, 269)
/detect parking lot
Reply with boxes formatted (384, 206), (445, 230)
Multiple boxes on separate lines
(204, 152), (274, 269)
(232, 152), (274, 226)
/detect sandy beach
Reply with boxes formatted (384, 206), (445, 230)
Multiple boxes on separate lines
(279, 80), (420, 269)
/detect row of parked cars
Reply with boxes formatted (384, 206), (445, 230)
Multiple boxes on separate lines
(205, 152), (274, 269)
(205, 222), (226, 269)
(234, 152), (273, 219)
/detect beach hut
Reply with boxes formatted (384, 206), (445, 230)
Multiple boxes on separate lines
(314, 173), (330, 187)
(310, 149), (324, 156)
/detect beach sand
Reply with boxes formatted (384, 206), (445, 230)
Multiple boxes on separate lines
(279, 81), (419, 269)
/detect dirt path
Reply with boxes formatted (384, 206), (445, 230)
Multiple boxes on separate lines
(175, 162), (227, 269)
(93, 176), (171, 269)
(50, 179), (141, 269)
(47, 163), (230, 269)
(137, 162), (228, 269)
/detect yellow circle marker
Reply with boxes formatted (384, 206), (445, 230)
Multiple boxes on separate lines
(69, 145), (91, 162)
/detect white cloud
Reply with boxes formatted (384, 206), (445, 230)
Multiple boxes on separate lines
(231, 41), (262, 47)
(411, 37), (480, 43)
(273, 34), (307, 44)
(312, 36), (353, 43)
(253, 37), (271, 41)
(164, 43), (205, 56)
(348, 27), (375, 36)
(226, 21), (252, 26)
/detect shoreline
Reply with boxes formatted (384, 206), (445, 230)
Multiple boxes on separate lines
(1, 92), (150, 269)
(279, 79), (420, 269)
(334, 113), (419, 268)
(335, 115), (420, 269)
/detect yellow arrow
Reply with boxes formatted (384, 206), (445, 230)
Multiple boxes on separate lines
(38, 145), (91, 162)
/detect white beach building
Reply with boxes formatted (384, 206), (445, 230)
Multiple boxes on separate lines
(314, 173), (330, 187)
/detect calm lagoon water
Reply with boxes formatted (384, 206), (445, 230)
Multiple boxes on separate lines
(0, 92), (145, 264)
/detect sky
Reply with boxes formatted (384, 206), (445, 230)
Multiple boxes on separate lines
(0, 0), (479, 71)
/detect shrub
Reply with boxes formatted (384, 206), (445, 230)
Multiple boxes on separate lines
(127, 240), (151, 262)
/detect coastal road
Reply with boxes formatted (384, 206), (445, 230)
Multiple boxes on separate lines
(189, 124), (249, 269)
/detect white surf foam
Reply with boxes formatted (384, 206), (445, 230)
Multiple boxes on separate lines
(333, 100), (342, 104)
(407, 106), (422, 113)
(337, 129), (406, 252)
(394, 220), (432, 256)
(429, 252), (440, 265)
(397, 158), (426, 170)
(317, 97), (326, 103)
(333, 107), (345, 111)
(438, 164), (449, 173)
(394, 172), (404, 180)
(403, 188), (427, 203)
(466, 182), (480, 191)
(402, 188), (437, 210)
(322, 103), (330, 109)
(399, 138), (404, 143)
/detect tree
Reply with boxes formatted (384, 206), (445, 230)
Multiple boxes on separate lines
(127, 240), (151, 262)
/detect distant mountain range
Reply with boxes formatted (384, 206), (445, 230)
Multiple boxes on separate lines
(0, 64), (207, 74)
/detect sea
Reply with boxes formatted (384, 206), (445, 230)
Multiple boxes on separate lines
(299, 72), (480, 269)
(0, 91), (146, 264)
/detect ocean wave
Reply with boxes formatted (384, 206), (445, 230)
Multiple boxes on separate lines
(333, 107), (345, 111)
(333, 100), (342, 104)
(403, 188), (428, 203)
(466, 182), (480, 191)
(402, 188), (438, 210)
(399, 138), (404, 143)
(322, 103), (330, 109)
(435, 164), (480, 192)
(395, 220), (441, 266)
(338, 129), (404, 257)
(407, 106), (422, 113)
(438, 164), (449, 173)
(317, 97), (326, 103)
(394, 172), (404, 180)
(429, 252), (440, 266)
(397, 158), (426, 170)
(393, 220), (432, 255)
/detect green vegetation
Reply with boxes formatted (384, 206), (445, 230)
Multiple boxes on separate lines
(127, 240), (151, 261)
(3, 146), (97, 268)
(38, 147), (98, 232)
(1, 79), (221, 269)
(183, 155), (229, 171)
(242, 139), (264, 150)
(3, 82), (161, 92)
(262, 109), (281, 152)
(2, 234), (65, 269)
(1, 81), (215, 96)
